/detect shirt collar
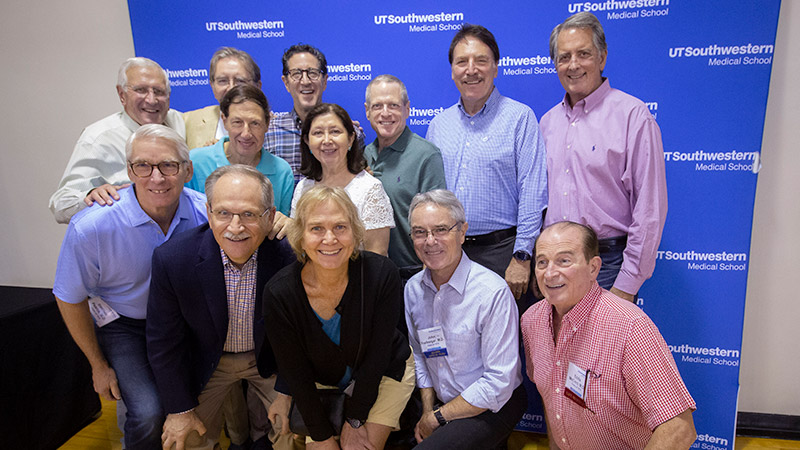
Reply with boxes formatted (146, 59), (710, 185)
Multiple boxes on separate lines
(560, 282), (602, 332)
(122, 186), (193, 235)
(421, 250), (471, 295)
(561, 78), (610, 116)
(120, 110), (142, 133)
(382, 126), (412, 153)
(221, 247), (259, 271)
(457, 86), (500, 118)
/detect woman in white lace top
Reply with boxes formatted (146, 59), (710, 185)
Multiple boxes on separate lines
(285, 103), (394, 255)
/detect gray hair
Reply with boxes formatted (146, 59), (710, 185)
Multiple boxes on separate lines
(205, 165), (274, 211)
(117, 57), (170, 94)
(549, 12), (607, 62)
(209, 47), (261, 84)
(125, 123), (189, 162)
(408, 189), (466, 225)
(365, 74), (409, 105)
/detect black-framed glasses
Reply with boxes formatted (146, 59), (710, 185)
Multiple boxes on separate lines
(410, 222), (461, 242)
(210, 208), (270, 224)
(286, 68), (324, 82)
(128, 160), (184, 177)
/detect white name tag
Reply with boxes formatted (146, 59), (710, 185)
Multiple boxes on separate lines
(419, 326), (448, 358)
(88, 296), (120, 327)
(564, 362), (589, 408)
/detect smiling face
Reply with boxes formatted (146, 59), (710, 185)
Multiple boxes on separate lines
(208, 173), (274, 268)
(117, 65), (170, 126)
(305, 112), (354, 173)
(301, 199), (355, 271)
(534, 225), (601, 316)
(410, 203), (467, 288)
(555, 27), (607, 107)
(222, 100), (268, 165)
(282, 52), (327, 120)
(365, 81), (409, 149)
(127, 136), (192, 221)
(451, 37), (498, 114)
(211, 57), (260, 103)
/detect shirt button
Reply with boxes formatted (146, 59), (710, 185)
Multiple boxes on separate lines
(571, 122), (576, 127)
(573, 327), (577, 332)
(563, 192), (568, 196)
(462, 164), (467, 168)
(562, 437), (567, 443)
(567, 145), (571, 149)
(562, 216), (567, 220)
(565, 169), (570, 174)
(470, 121), (475, 125)
(556, 414), (561, 420)
(556, 361), (561, 366)
(466, 142), (470, 147)
(555, 388), (560, 393)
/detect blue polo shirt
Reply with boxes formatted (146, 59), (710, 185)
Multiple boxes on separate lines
(53, 185), (208, 319)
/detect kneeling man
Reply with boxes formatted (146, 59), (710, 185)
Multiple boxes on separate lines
(404, 189), (527, 449)
(146, 165), (294, 449)
(522, 222), (696, 449)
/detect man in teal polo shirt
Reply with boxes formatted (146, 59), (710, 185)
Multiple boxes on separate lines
(364, 75), (446, 281)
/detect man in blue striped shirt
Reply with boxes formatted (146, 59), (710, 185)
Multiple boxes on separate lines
(426, 24), (548, 300)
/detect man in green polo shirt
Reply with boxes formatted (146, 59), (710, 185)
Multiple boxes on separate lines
(364, 75), (446, 282)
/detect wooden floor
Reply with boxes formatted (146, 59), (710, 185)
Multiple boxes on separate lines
(59, 398), (800, 450)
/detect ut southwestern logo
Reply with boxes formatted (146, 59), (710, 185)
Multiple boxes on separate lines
(664, 149), (759, 173)
(409, 106), (445, 126)
(326, 63), (372, 82)
(657, 249), (747, 272)
(374, 11), (464, 33)
(669, 43), (774, 67)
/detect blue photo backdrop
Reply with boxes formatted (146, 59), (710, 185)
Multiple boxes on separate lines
(128, 1), (782, 447)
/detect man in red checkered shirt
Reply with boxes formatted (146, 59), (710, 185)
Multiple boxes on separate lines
(521, 222), (697, 449)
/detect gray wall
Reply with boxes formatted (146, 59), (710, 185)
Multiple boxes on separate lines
(0, 0), (795, 416)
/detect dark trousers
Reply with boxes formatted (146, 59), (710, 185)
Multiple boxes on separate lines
(414, 384), (528, 450)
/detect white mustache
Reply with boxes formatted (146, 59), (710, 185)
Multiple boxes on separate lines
(223, 231), (250, 241)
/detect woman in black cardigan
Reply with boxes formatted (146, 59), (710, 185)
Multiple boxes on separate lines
(263, 185), (414, 449)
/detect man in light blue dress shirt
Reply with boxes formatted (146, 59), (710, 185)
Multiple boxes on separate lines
(426, 24), (548, 301)
(404, 190), (527, 449)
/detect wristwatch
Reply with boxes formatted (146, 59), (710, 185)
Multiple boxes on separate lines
(513, 250), (531, 261)
(346, 417), (365, 429)
(433, 408), (448, 427)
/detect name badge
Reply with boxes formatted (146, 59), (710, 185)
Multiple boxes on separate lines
(564, 362), (589, 409)
(88, 296), (120, 327)
(419, 326), (448, 358)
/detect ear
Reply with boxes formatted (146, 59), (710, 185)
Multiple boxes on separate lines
(589, 255), (602, 278)
(183, 160), (194, 184)
(255, 80), (262, 90)
(459, 222), (469, 244)
(206, 202), (213, 217)
(281, 75), (291, 93)
(116, 85), (126, 105)
(364, 102), (369, 118)
(320, 74), (328, 92)
(599, 50), (608, 72)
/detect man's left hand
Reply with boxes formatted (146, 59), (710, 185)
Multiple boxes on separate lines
(610, 286), (635, 303)
(340, 421), (375, 450)
(162, 410), (206, 450)
(505, 257), (531, 299)
(414, 411), (439, 443)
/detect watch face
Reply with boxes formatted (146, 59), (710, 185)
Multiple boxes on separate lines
(347, 418), (364, 429)
(514, 251), (531, 261)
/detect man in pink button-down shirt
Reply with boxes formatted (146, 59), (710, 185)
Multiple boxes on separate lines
(540, 12), (668, 302)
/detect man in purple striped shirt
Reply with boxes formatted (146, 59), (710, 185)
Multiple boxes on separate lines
(540, 12), (668, 301)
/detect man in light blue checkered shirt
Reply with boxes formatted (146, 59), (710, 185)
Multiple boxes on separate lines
(426, 24), (548, 301)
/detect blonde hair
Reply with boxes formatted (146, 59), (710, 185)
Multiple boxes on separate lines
(286, 185), (366, 263)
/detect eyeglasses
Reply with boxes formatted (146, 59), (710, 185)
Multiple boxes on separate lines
(286, 68), (324, 82)
(410, 223), (461, 242)
(212, 76), (253, 88)
(128, 160), (183, 177)
(210, 208), (270, 224)
(369, 102), (405, 112)
(126, 85), (168, 98)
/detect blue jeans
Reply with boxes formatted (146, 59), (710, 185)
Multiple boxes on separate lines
(596, 245), (624, 291)
(96, 316), (164, 450)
